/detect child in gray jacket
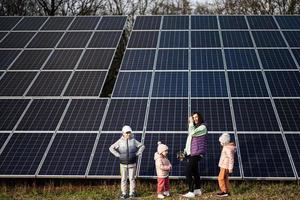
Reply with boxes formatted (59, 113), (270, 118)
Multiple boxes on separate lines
(109, 125), (145, 199)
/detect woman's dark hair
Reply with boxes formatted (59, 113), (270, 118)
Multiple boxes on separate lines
(192, 112), (204, 124)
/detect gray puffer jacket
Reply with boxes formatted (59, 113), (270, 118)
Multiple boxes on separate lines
(109, 136), (145, 165)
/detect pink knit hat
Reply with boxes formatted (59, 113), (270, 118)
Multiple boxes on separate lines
(157, 141), (168, 154)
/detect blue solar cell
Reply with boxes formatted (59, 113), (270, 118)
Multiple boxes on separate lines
(97, 16), (126, 30)
(133, 16), (161, 30)
(247, 16), (278, 29)
(44, 50), (83, 70)
(162, 16), (189, 29)
(285, 134), (300, 176)
(120, 50), (155, 70)
(147, 99), (189, 131)
(78, 49), (115, 69)
(283, 31), (300, 47)
(112, 72), (152, 97)
(152, 72), (188, 97)
(88, 31), (122, 48)
(27, 32), (64, 48)
(102, 99), (148, 131)
(275, 99), (300, 132)
(156, 49), (188, 70)
(275, 16), (300, 29)
(219, 16), (248, 29)
(222, 31), (253, 47)
(160, 31), (189, 48)
(191, 31), (220, 47)
(0, 133), (52, 175)
(191, 16), (218, 29)
(191, 99), (233, 131)
(228, 71), (268, 97)
(59, 99), (108, 131)
(191, 49), (224, 70)
(58, 32), (92, 48)
(11, 50), (51, 70)
(239, 134), (295, 178)
(292, 49), (300, 66)
(39, 133), (96, 176)
(233, 99), (279, 131)
(191, 72), (228, 97)
(88, 133), (142, 176)
(252, 31), (286, 47)
(0, 99), (30, 131)
(225, 49), (260, 70)
(128, 31), (159, 48)
(14, 17), (48, 30)
(0, 17), (21, 30)
(266, 71), (300, 97)
(0, 32), (35, 48)
(0, 133), (9, 149)
(41, 17), (73, 30)
(259, 49), (297, 69)
(69, 17), (100, 30)
(0, 50), (21, 70)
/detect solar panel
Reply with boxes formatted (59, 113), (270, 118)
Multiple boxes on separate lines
(127, 31), (159, 48)
(252, 31), (286, 47)
(191, 49), (224, 70)
(239, 134), (295, 178)
(97, 16), (127, 30)
(77, 49), (115, 69)
(258, 49), (297, 69)
(27, 71), (72, 96)
(112, 72), (152, 97)
(0, 50), (21, 70)
(191, 99), (233, 131)
(191, 31), (220, 47)
(0, 32), (7, 41)
(191, 72), (228, 97)
(191, 16), (218, 29)
(69, 17), (100, 30)
(291, 49), (300, 66)
(27, 32), (64, 48)
(88, 31), (122, 48)
(41, 17), (73, 30)
(133, 16), (161, 30)
(282, 31), (300, 47)
(44, 50), (83, 70)
(233, 99), (279, 131)
(275, 16), (300, 29)
(156, 49), (188, 70)
(247, 16), (278, 29)
(0, 99), (30, 131)
(0, 32), (35, 48)
(160, 31), (189, 48)
(0, 133), (9, 149)
(162, 16), (189, 29)
(57, 32), (92, 48)
(0, 133), (53, 175)
(0, 72), (37, 96)
(225, 49), (260, 70)
(147, 99), (188, 131)
(285, 134), (300, 176)
(16, 99), (68, 131)
(228, 71), (268, 97)
(0, 17), (21, 30)
(222, 31), (253, 47)
(102, 99), (147, 131)
(10, 50), (51, 70)
(59, 99), (108, 131)
(39, 133), (96, 176)
(13, 17), (48, 30)
(265, 71), (300, 97)
(151, 72), (188, 97)
(219, 16), (248, 29)
(120, 50), (155, 70)
(63, 71), (107, 96)
(275, 99), (300, 131)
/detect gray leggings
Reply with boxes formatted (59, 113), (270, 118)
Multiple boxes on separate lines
(120, 164), (136, 195)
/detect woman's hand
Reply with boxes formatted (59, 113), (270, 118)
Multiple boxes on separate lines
(188, 116), (194, 124)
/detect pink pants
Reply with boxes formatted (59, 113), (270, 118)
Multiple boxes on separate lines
(157, 177), (170, 193)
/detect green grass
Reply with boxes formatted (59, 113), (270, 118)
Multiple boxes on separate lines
(0, 180), (299, 200)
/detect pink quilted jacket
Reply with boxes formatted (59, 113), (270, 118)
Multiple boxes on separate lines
(218, 143), (236, 170)
(154, 152), (172, 178)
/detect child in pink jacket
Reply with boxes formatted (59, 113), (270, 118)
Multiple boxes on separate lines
(217, 133), (236, 197)
(154, 141), (172, 199)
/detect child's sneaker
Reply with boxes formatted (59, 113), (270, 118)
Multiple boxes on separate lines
(182, 192), (195, 198)
(157, 193), (165, 199)
(163, 191), (170, 196)
(119, 193), (127, 199)
(217, 191), (229, 197)
(194, 189), (202, 196)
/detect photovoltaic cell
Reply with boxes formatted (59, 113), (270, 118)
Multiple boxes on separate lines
(252, 31), (286, 47)
(239, 134), (294, 178)
(27, 32), (63, 48)
(191, 16), (218, 29)
(191, 72), (227, 97)
(16, 99), (68, 131)
(0, 50), (21, 70)
(0, 133), (9, 149)
(112, 72), (152, 97)
(152, 72), (188, 97)
(127, 31), (158, 48)
(283, 31), (300, 47)
(265, 71), (300, 97)
(27, 71), (72, 96)
(191, 49), (224, 70)
(247, 16), (278, 29)
(77, 49), (115, 69)
(120, 50), (155, 70)
(160, 31), (189, 48)
(191, 31), (220, 47)
(64, 71), (107, 96)
(102, 99), (148, 131)
(0, 32), (35, 48)
(59, 99), (108, 131)
(44, 50), (83, 70)
(225, 49), (260, 70)
(0, 72), (37, 96)
(147, 99), (188, 131)
(133, 16), (161, 30)
(14, 17), (48, 30)
(275, 16), (300, 29)
(258, 49), (297, 69)
(11, 50), (51, 70)
(69, 17), (100, 30)
(191, 99), (233, 131)
(228, 71), (268, 97)
(275, 99), (300, 131)
(39, 133), (96, 176)
(89, 133), (142, 176)
(0, 99), (30, 131)
(219, 16), (248, 29)
(41, 17), (73, 30)
(156, 49), (188, 70)
(0, 133), (52, 175)
(97, 16), (126, 30)
(0, 32), (7, 40)
(285, 134), (300, 175)
(222, 31), (253, 47)
(57, 32), (92, 48)
(0, 17), (21, 30)
(88, 31), (122, 48)
(233, 99), (279, 131)
(292, 49), (300, 66)
(162, 16), (189, 29)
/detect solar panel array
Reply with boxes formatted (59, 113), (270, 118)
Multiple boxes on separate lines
(0, 15), (300, 180)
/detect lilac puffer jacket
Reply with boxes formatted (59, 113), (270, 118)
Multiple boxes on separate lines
(191, 134), (207, 156)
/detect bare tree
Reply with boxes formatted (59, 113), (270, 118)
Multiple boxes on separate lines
(35, 0), (66, 15)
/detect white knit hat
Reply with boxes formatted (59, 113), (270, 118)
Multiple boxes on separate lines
(122, 125), (132, 133)
(157, 141), (168, 154)
(219, 133), (230, 145)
